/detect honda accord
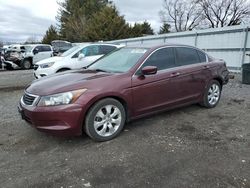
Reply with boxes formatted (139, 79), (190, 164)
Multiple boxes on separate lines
(18, 44), (229, 141)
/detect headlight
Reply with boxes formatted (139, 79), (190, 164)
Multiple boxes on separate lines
(37, 89), (87, 106)
(39, 62), (55, 69)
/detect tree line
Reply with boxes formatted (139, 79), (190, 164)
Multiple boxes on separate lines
(42, 0), (250, 44)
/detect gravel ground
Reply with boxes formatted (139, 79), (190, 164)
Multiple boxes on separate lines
(0, 70), (250, 188)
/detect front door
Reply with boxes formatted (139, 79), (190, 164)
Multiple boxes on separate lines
(131, 47), (181, 116)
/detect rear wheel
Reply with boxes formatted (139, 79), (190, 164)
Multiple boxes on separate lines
(85, 98), (126, 141)
(201, 80), (221, 108)
(21, 59), (32, 69)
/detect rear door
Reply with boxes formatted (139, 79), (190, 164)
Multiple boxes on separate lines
(173, 47), (210, 102)
(131, 47), (182, 116)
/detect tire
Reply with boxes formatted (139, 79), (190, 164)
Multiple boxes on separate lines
(201, 80), (222, 108)
(21, 60), (32, 70)
(85, 98), (126, 142)
(5, 64), (14, 70)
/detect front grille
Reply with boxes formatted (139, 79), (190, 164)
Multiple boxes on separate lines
(22, 93), (37, 106)
(33, 64), (39, 70)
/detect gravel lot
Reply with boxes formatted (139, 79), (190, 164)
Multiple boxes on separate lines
(0, 70), (250, 188)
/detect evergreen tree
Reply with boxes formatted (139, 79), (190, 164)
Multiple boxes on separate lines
(85, 5), (130, 41)
(130, 21), (154, 37)
(57, 0), (110, 42)
(159, 22), (171, 34)
(43, 1), (157, 42)
(42, 25), (59, 44)
(141, 21), (154, 35)
(130, 23), (144, 37)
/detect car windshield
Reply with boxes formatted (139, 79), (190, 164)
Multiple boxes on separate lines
(88, 47), (148, 73)
(61, 46), (81, 57)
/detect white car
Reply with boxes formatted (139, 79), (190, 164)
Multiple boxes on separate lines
(22, 44), (53, 69)
(34, 43), (123, 79)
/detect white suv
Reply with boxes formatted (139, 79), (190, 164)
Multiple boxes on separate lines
(34, 43), (123, 79)
(22, 44), (53, 69)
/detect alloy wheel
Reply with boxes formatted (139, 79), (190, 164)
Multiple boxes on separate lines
(207, 83), (220, 106)
(93, 105), (122, 137)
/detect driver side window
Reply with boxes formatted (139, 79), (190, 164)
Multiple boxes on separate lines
(33, 46), (43, 54)
(72, 46), (100, 58)
(72, 47), (86, 58)
(141, 47), (176, 71)
(85, 45), (99, 56)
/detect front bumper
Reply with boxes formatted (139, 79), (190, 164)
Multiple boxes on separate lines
(18, 102), (85, 136)
(34, 67), (54, 79)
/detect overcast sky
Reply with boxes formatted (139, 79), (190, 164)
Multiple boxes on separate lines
(0, 0), (163, 43)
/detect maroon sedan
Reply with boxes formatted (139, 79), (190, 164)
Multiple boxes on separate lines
(18, 44), (229, 141)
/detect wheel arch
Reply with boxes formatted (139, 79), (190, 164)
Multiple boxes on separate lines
(212, 76), (223, 88)
(56, 67), (71, 73)
(81, 95), (130, 132)
(23, 57), (33, 64)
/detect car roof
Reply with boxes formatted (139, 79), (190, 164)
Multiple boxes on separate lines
(126, 43), (198, 49)
(76, 43), (124, 48)
(24, 44), (51, 47)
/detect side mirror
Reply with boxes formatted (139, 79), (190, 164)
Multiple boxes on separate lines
(33, 48), (39, 55)
(141, 66), (157, 75)
(78, 53), (85, 60)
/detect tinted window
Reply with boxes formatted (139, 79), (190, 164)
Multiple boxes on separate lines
(99, 45), (117, 55)
(42, 46), (52, 52)
(197, 50), (206, 62)
(142, 47), (176, 71)
(175, 47), (200, 66)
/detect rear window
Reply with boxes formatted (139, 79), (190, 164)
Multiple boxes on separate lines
(197, 50), (207, 62)
(175, 47), (201, 66)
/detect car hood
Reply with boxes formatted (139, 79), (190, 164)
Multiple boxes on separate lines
(26, 69), (114, 96)
(35, 56), (63, 65)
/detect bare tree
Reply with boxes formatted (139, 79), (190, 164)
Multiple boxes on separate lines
(198, 0), (250, 27)
(160, 0), (203, 32)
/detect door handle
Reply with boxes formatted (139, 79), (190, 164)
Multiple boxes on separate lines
(170, 72), (180, 77)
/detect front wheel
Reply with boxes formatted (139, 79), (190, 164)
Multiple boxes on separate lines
(201, 80), (222, 108)
(84, 98), (126, 141)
